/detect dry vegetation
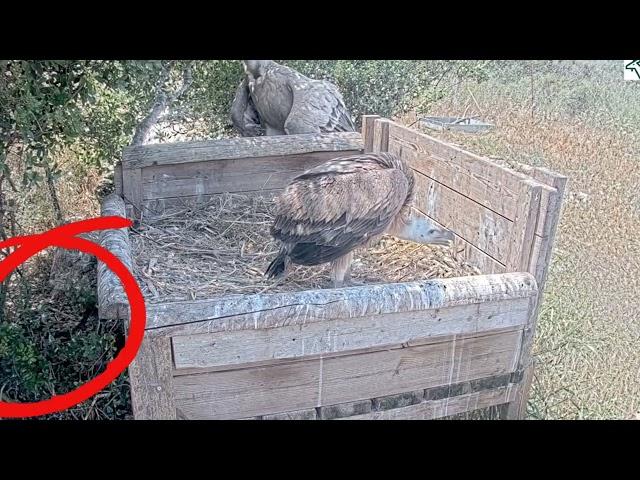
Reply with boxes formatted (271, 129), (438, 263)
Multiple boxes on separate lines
(399, 61), (640, 419)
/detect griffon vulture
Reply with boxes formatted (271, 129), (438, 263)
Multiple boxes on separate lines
(235, 60), (356, 136)
(265, 152), (455, 287)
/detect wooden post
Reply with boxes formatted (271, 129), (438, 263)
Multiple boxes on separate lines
(97, 194), (133, 320)
(501, 170), (567, 419)
(128, 336), (177, 420)
(361, 115), (381, 153)
(113, 161), (123, 197)
(372, 118), (390, 153)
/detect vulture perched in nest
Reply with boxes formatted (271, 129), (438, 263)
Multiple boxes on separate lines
(231, 60), (356, 136)
(230, 77), (264, 137)
(266, 152), (455, 287)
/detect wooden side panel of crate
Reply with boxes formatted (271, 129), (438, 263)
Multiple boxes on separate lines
(144, 272), (538, 337)
(139, 150), (360, 202)
(119, 132), (364, 212)
(386, 120), (556, 238)
(121, 132), (364, 169)
(172, 328), (523, 420)
(171, 296), (531, 370)
(373, 118), (556, 275)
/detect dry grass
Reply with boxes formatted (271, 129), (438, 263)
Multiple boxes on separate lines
(399, 61), (640, 419)
(130, 193), (480, 302)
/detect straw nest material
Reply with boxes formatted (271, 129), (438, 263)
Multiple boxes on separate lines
(130, 193), (481, 303)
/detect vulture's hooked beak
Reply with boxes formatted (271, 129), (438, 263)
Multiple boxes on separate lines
(426, 228), (456, 246)
(393, 209), (456, 246)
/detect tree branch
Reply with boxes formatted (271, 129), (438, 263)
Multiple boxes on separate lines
(131, 62), (194, 147)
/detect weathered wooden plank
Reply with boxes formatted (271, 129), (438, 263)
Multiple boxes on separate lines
(387, 121), (555, 238)
(122, 167), (142, 212)
(113, 161), (123, 197)
(318, 400), (372, 419)
(122, 132), (364, 169)
(505, 172), (567, 418)
(372, 118), (390, 153)
(97, 194), (133, 320)
(319, 328), (522, 406)
(173, 357), (322, 420)
(128, 336), (176, 420)
(145, 272), (538, 337)
(361, 115), (381, 153)
(262, 408), (318, 420)
(372, 390), (424, 411)
(341, 384), (518, 420)
(170, 296), (531, 370)
(173, 329), (522, 420)
(140, 151), (359, 201)
(506, 180), (543, 272)
(527, 172), (568, 288)
(412, 171), (513, 264)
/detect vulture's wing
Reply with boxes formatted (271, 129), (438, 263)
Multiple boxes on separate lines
(230, 78), (263, 137)
(283, 80), (356, 134)
(271, 163), (409, 265)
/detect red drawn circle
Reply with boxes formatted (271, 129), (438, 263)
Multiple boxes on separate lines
(0, 217), (146, 418)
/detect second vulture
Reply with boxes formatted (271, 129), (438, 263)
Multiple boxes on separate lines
(231, 60), (356, 136)
(266, 152), (455, 287)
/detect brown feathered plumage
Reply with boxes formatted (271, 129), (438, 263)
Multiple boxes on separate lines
(266, 152), (415, 286)
(240, 60), (356, 136)
(230, 77), (264, 137)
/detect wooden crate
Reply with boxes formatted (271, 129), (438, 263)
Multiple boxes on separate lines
(99, 116), (567, 420)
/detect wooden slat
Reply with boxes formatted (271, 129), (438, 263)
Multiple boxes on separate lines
(411, 206), (506, 274)
(506, 180), (543, 272)
(361, 115), (381, 153)
(97, 194), (133, 320)
(122, 167), (142, 212)
(504, 171), (567, 418)
(372, 118), (390, 153)
(412, 172), (513, 264)
(318, 400), (372, 419)
(171, 296), (531, 370)
(172, 329), (522, 420)
(145, 272), (538, 337)
(387, 121), (555, 238)
(341, 384), (518, 420)
(122, 132), (364, 169)
(319, 328), (522, 406)
(262, 408), (318, 420)
(140, 151), (358, 201)
(113, 162), (123, 196)
(527, 172), (568, 288)
(173, 356), (322, 420)
(128, 336), (176, 420)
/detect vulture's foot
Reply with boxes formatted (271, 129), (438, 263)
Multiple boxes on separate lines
(332, 279), (365, 288)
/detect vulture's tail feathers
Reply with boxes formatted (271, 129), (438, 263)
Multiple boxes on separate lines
(265, 249), (288, 279)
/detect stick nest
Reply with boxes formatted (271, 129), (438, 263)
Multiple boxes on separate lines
(130, 194), (481, 303)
